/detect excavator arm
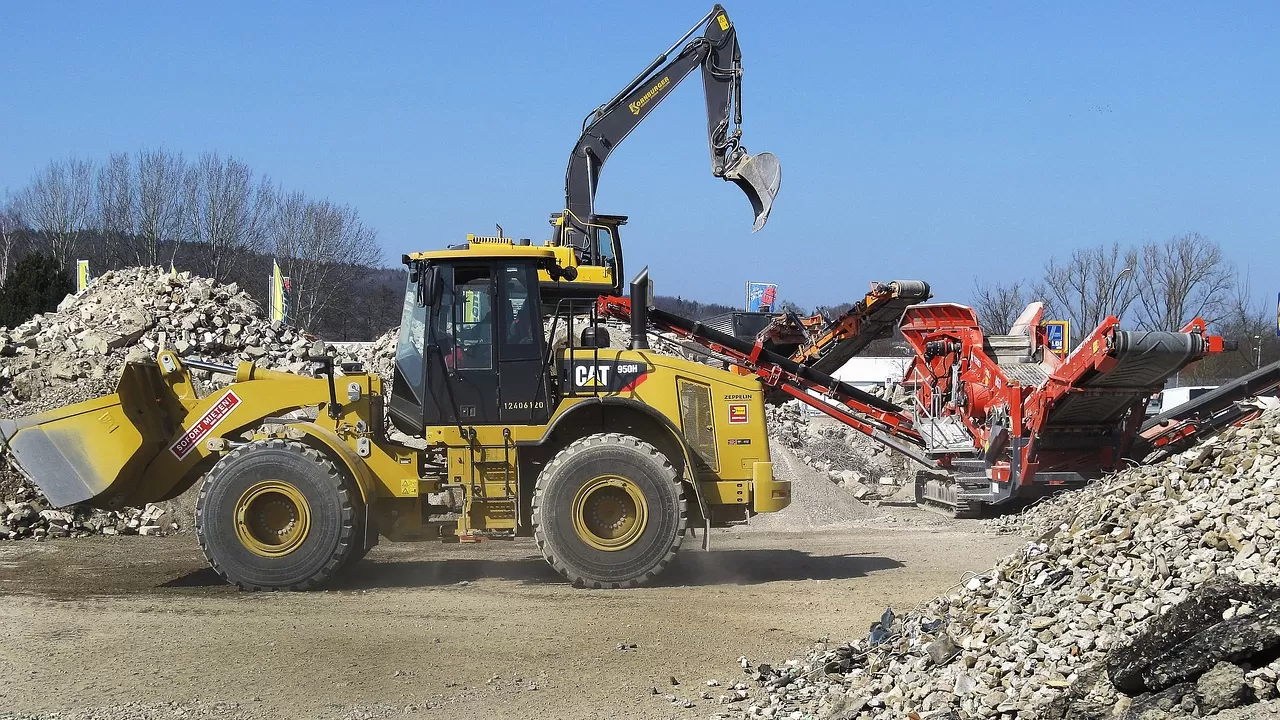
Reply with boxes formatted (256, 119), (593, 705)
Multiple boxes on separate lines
(554, 5), (781, 269)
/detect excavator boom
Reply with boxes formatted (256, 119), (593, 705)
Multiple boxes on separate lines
(554, 5), (780, 278)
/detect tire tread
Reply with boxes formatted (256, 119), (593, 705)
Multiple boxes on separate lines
(531, 432), (686, 589)
(194, 438), (358, 591)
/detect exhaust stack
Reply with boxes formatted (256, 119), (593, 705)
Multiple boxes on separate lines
(630, 267), (652, 351)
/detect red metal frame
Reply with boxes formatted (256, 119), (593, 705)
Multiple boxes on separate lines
(596, 295), (926, 451)
(898, 304), (1222, 488)
(600, 293), (1225, 501)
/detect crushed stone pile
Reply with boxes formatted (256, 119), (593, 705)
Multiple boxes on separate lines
(750, 444), (878, 530)
(765, 400), (916, 502)
(0, 266), (329, 418)
(728, 409), (1280, 720)
(0, 266), (338, 541)
(337, 327), (398, 383)
(0, 484), (177, 540)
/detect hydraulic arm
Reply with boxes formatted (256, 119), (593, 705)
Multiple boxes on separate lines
(551, 5), (781, 291)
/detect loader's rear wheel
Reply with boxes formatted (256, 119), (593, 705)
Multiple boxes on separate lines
(196, 439), (361, 591)
(533, 433), (685, 589)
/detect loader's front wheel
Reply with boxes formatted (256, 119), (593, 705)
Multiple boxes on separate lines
(196, 439), (361, 591)
(532, 433), (685, 589)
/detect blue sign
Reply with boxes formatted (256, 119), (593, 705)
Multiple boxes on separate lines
(1043, 320), (1070, 357)
(1046, 323), (1064, 350)
(746, 282), (778, 312)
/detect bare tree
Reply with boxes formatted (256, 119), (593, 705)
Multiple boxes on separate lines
(0, 195), (23, 286)
(1178, 267), (1277, 383)
(14, 156), (95, 269)
(1223, 269), (1275, 366)
(272, 192), (381, 331)
(96, 152), (137, 268)
(1036, 241), (1140, 335)
(971, 279), (1028, 334)
(1134, 232), (1234, 331)
(185, 152), (274, 284)
(134, 148), (188, 267)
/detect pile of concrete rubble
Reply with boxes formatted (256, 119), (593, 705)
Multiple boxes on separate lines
(0, 266), (352, 541)
(0, 484), (177, 540)
(765, 400), (914, 502)
(0, 267), (330, 417)
(730, 408), (1280, 719)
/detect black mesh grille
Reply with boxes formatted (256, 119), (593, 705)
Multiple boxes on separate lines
(678, 379), (718, 472)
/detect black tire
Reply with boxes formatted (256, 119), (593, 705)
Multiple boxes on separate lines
(532, 433), (685, 589)
(195, 439), (361, 591)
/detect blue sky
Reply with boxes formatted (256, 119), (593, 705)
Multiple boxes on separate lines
(2, 1), (1278, 311)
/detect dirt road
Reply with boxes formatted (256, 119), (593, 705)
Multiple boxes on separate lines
(0, 518), (1022, 720)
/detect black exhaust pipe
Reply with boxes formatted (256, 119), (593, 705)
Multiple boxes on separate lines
(630, 267), (651, 350)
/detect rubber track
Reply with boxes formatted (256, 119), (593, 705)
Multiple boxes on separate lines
(915, 473), (982, 520)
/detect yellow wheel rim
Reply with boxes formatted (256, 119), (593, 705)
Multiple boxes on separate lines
(234, 481), (311, 558)
(571, 475), (648, 552)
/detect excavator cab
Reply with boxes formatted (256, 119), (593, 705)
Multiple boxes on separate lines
(539, 213), (626, 301)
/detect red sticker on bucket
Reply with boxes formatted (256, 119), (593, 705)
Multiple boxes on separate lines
(170, 390), (242, 460)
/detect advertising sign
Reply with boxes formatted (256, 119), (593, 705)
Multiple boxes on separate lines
(746, 282), (778, 312)
(1044, 320), (1071, 358)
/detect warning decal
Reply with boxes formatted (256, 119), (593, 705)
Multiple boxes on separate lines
(728, 403), (749, 424)
(170, 390), (242, 460)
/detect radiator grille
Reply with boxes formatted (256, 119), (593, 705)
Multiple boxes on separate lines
(677, 379), (718, 473)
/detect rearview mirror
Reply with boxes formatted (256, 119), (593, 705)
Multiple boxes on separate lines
(418, 265), (441, 307)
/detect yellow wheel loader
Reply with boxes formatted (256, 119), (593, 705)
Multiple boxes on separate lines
(0, 241), (790, 590)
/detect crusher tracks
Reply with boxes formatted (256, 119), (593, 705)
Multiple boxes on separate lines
(914, 471), (984, 519)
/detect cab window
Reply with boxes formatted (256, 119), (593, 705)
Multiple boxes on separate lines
(394, 273), (427, 404)
(595, 226), (616, 269)
(451, 266), (493, 370)
(499, 262), (541, 361)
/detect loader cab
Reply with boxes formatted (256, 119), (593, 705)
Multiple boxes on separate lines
(391, 248), (554, 433)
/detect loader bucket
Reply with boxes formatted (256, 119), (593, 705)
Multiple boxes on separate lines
(0, 362), (174, 509)
(724, 151), (781, 232)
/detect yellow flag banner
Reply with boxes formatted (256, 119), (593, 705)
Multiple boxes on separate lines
(270, 261), (285, 323)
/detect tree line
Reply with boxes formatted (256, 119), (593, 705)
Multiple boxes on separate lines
(971, 232), (1277, 382)
(1, 149), (392, 338)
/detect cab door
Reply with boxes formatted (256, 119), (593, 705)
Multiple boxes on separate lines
(423, 263), (500, 425)
(496, 261), (552, 425)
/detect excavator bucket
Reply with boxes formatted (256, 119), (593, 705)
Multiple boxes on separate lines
(0, 361), (173, 509)
(724, 151), (781, 232)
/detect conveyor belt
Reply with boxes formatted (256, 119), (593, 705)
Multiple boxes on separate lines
(808, 280), (931, 376)
(648, 306), (906, 415)
(1045, 331), (1206, 427)
(1129, 357), (1280, 459)
(1141, 357), (1280, 432)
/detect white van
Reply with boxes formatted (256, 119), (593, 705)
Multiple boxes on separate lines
(1146, 386), (1217, 417)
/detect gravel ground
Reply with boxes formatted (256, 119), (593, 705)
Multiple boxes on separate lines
(749, 446), (879, 530)
(0, 523), (1015, 720)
